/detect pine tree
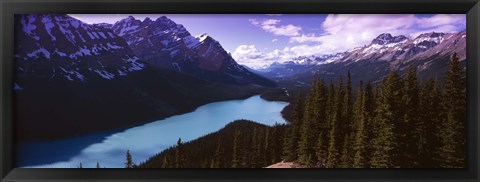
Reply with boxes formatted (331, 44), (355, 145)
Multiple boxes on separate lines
(299, 78), (326, 167)
(125, 150), (134, 168)
(439, 52), (466, 168)
(79, 162), (83, 168)
(232, 130), (242, 168)
(402, 66), (420, 167)
(370, 71), (401, 168)
(326, 75), (344, 168)
(283, 94), (304, 162)
(96, 162), (100, 168)
(162, 154), (170, 168)
(421, 78), (443, 167)
(175, 138), (186, 168)
(352, 81), (366, 168)
(212, 138), (225, 168)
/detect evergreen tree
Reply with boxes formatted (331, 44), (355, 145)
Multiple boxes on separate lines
(162, 154), (170, 168)
(79, 162), (83, 168)
(232, 130), (242, 168)
(283, 94), (304, 161)
(370, 71), (402, 168)
(125, 150), (134, 168)
(326, 75), (344, 168)
(352, 81), (366, 168)
(96, 162), (100, 168)
(212, 138), (225, 168)
(420, 78), (443, 167)
(175, 138), (186, 168)
(402, 66), (420, 167)
(299, 78), (325, 166)
(439, 52), (466, 168)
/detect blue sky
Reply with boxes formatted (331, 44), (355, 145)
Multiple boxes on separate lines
(70, 14), (466, 68)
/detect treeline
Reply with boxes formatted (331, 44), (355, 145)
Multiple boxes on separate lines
(284, 52), (466, 168)
(138, 120), (287, 168)
(136, 53), (465, 168)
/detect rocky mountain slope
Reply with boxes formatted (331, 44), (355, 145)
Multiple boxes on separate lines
(109, 16), (275, 87)
(14, 14), (267, 142)
(261, 31), (466, 88)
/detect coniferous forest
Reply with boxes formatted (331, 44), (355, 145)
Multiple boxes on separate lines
(133, 52), (466, 168)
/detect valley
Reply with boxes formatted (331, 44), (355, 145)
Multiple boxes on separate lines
(14, 14), (466, 169)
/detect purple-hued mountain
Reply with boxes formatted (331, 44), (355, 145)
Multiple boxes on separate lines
(14, 14), (268, 142)
(261, 31), (466, 85)
(15, 14), (145, 82)
(109, 16), (275, 87)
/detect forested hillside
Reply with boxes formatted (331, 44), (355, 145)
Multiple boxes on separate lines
(136, 52), (466, 168)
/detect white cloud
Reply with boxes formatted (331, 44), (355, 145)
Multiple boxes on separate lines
(272, 39), (278, 43)
(249, 19), (302, 36)
(232, 45), (295, 68)
(240, 14), (465, 68)
(287, 14), (465, 54)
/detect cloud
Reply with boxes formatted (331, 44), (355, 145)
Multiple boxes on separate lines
(287, 14), (466, 54)
(272, 39), (278, 43)
(289, 34), (323, 43)
(232, 45), (294, 68)
(240, 14), (465, 68)
(249, 19), (302, 36)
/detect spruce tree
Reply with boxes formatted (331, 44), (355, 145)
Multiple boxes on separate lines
(326, 75), (344, 168)
(175, 138), (186, 168)
(162, 154), (170, 168)
(402, 66), (420, 167)
(421, 78), (443, 167)
(125, 150), (134, 168)
(232, 130), (242, 168)
(213, 138), (225, 168)
(96, 162), (100, 168)
(352, 81), (366, 168)
(299, 78), (325, 166)
(370, 71), (401, 168)
(439, 52), (466, 168)
(283, 94), (304, 162)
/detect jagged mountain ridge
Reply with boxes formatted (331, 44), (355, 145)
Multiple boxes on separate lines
(261, 31), (466, 87)
(14, 14), (268, 142)
(15, 14), (145, 83)
(109, 16), (275, 87)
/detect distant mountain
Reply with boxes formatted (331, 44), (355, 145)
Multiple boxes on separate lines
(260, 31), (466, 87)
(14, 14), (267, 142)
(109, 16), (275, 87)
(258, 54), (342, 78)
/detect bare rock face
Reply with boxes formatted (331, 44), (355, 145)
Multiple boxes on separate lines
(109, 16), (275, 87)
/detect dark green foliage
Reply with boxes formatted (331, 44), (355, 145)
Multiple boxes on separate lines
(231, 130), (243, 168)
(439, 52), (466, 168)
(138, 53), (465, 168)
(162, 154), (170, 168)
(175, 138), (186, 168)
(283, 95), (304, 162)
(299, 78), (327, 167)
(326, 75), (344, 168)
(420, 78), (443, 167)
(125, 150), (135, 168)
(402, 66), (420, 167)
(139, 120), (286, 168)
(96, 162), (100, 168)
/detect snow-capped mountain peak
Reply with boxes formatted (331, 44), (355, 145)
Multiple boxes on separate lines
(15, 14), (144, 82)
(371, 33), (408, 45)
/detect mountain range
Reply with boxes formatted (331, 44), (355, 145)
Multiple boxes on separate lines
(14, 14), (272, 141)
(261, 31), (466, 88)
(14, 14), (466, 141)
